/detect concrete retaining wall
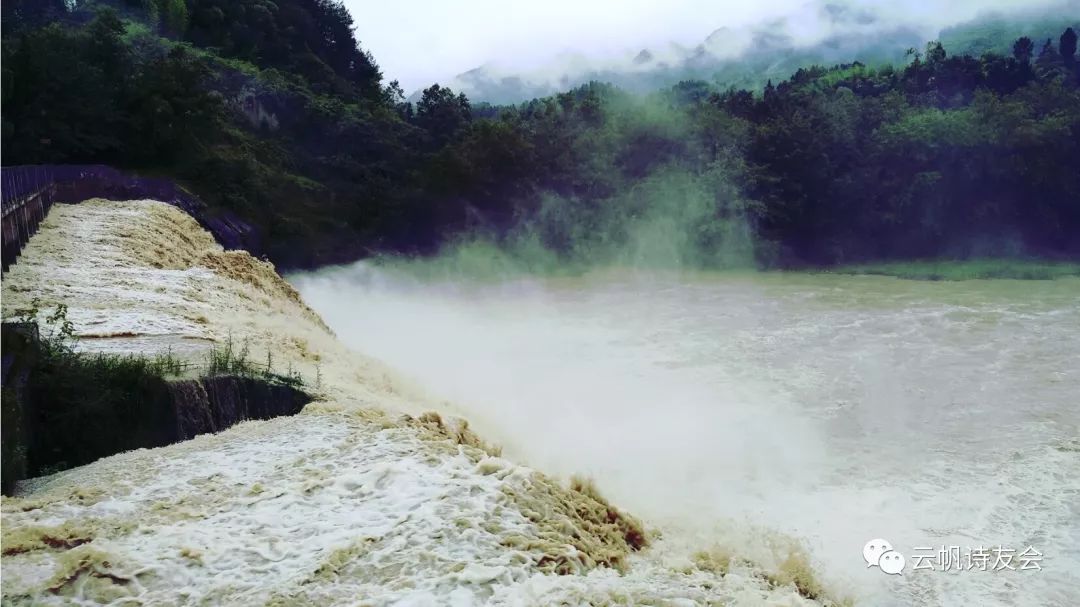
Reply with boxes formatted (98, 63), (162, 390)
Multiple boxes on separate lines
(0, 323), (311, 494)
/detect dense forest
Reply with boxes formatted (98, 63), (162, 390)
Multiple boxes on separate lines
(2, 0), (1079, 269)
(442, 8), (1080, 105)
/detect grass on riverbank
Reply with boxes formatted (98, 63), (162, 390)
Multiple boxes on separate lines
(825, 259), (1080, 281)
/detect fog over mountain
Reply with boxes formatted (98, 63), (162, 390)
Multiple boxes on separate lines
(402, 0), (1079, 104)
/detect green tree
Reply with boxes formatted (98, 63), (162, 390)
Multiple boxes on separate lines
(1, 9), (128, 162)
(155, 0), (189, 36)
(925, 41), (946, 65)
(1013, 36), (1034, 63)
(1061, 27), (1077, 66)
(416, 85), (472, 148)
(1036, 38), (1064, 77)
(125, 47), (224, 163)
(1, 0), (69, 34)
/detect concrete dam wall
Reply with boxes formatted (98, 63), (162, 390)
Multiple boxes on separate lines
(1, 322), (311, 494)
(1, 164), (257, 272)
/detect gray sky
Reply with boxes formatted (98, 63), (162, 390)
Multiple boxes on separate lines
(344, 0), (1066, 91)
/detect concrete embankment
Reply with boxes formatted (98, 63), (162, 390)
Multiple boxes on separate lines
(1, 322), (311, 493)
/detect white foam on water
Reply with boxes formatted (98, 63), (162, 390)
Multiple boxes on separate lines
(292, 262), (1080, 606)
(2, 200), (830, 606)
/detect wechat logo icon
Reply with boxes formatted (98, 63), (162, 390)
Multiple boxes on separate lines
(864, 538), (905, 575)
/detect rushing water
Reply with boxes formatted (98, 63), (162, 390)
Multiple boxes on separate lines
(292, 265), (1080, 606)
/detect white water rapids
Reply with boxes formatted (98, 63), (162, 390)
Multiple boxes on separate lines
(2, 201), (830, 606)
(292, 263), (1080, 606)
(3, 200), (1076, 606)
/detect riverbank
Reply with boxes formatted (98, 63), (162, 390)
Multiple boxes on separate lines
(824, 259), (1080, 281)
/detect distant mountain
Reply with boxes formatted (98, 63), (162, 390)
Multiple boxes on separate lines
(423, 1), (1080, 105)
(939, 10), (1080, 57)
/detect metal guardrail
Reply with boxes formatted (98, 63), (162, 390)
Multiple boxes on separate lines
(1, 165), (253, 273)
(2, 181), (54, 273)
(2, 165), (205, 212)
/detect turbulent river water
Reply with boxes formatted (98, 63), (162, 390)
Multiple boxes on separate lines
(292, 265), (1080, 606)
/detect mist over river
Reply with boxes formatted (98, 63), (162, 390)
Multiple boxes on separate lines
(291, 265), (1080, 606)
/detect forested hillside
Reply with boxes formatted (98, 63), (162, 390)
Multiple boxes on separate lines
(444, 8), (1080, 105)
(3, 0), (1079, 268)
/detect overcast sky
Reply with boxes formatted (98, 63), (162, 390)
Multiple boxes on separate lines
(344, 0), (1071, 91)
